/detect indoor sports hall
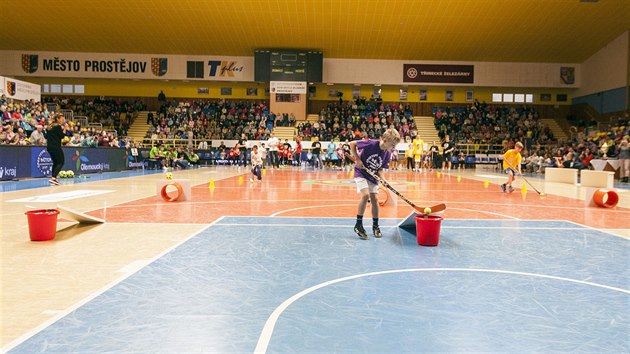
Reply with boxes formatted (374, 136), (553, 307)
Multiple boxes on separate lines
(2, 0), (630, 353)
(1, 166), (628, 352)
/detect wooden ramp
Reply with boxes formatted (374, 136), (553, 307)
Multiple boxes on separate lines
(58, 205), (105, 224)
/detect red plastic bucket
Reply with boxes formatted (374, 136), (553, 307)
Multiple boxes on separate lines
(25, 209), (60, 241)
(414, 215), (443, 246)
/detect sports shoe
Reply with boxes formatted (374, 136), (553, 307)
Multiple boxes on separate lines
(49, 178), (60, 185)
(508, 186), (515, 193)
(501, 183), (506, 193)
(249, 178), (254, 183)
(373, 225), (382, 238)
(354, 224), (368, 240)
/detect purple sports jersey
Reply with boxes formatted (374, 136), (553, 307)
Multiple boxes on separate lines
(354, 139), (391, 184)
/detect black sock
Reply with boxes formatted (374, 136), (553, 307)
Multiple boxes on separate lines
(373, 218), (379, 227)
(356, 215), (363, 227)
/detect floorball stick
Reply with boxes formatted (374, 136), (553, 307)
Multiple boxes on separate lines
(345, 152), (446, 214)
(503, 158), (545, 196)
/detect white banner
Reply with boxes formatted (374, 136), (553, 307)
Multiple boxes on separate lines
(270, 81), (307, 94)
(0, 50), (254, 82)
(0, 76), (41, 101)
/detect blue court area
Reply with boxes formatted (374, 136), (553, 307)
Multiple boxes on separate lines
(9, 217), (629, 353)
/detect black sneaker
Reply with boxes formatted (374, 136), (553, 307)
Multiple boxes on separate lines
(501, 183), (506, 193)
(354, 224), (368, 240)
(373, 225), (382, 238)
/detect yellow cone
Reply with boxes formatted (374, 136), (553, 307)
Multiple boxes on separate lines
(437, 172), (441, 178)
(521, 183), (527, 193)
(238, 176), (243, 184)
(209, 179), (215, 189)
(457, 176), (461, 182)
(483, 180), (489, 188)
(262, 169), (266, 175)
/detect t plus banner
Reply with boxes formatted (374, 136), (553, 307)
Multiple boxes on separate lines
(403, 64), (474, 84)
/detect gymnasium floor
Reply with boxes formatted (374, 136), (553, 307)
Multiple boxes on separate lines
(1, 165), (629, 353)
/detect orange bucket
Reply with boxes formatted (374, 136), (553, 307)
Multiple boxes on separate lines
(25, 209), (60, 241)
(414, 215), (443, 246)
(592, 189), (619, 208)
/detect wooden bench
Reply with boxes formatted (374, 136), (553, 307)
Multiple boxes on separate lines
(580, 170), (614, 188)
(544, 167), (577, 184)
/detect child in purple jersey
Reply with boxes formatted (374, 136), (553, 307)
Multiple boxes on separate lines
(349, 128), (402, 240)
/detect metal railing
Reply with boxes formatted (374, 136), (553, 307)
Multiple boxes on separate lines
(456, 143), (505, 155)
(71, 116), (88, 128)
(88, 123), (103, 131)
(60, 109), (73, 121)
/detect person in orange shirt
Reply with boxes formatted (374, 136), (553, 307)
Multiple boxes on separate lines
(501, 141), (523, 193)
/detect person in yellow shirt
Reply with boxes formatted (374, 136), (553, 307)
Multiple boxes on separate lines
(404, 139), (415, 171)
(501, 142), (523, 193)
(413, 141), (424, 171)
(412, 136), (424, 172)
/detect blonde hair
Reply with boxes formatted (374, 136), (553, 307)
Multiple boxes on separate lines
(381, 128), (402, 145)
(515, 142), (524, 149)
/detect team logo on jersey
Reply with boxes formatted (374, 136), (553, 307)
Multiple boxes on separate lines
(21, 54), (39, 73)
(151, 58), (168, 77)
(365, 154), (383, 171)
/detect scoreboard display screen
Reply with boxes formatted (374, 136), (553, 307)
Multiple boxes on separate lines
(255, 49), (323, 83)
(270, 50), (308, 81)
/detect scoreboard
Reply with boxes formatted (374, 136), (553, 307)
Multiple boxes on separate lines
(255, 49), (323, 82)
(270, 50), (308, 81)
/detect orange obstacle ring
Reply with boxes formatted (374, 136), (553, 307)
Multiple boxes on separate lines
(378, 185), (390, 206)
(592, 189), (619, 208)
(161, 182), (184, 202)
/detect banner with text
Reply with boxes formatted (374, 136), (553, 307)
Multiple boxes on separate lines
(0, 76), (41, 101)
(403, 64), (474, 84)
(270, 81), (307, 94)
(0, 50), (253, 81)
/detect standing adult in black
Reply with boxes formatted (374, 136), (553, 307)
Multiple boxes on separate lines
(429, 141), (440, 170)
(441, 135), (456, 171)
(46, 113), (67, 185)
(237, 133), (248, 167)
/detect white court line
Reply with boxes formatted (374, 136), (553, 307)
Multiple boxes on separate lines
(475, 174), (506, 179)
(0, 219), (220, 354)
(216, 223), (592, 230)
(7, 189), (115, 203)
(449, 207), (520, 220)
(563, 219), (630, 240)
(270, 204), (356, 217)
(254, 268), (630, 354)
(100, 199), (630, 214)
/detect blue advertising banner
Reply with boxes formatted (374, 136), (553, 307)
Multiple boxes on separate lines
(62, 147), (112, 173)
(30, 147), (53, 178)
(0, 146), (131, 180)
(0, 146), (23, 180)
